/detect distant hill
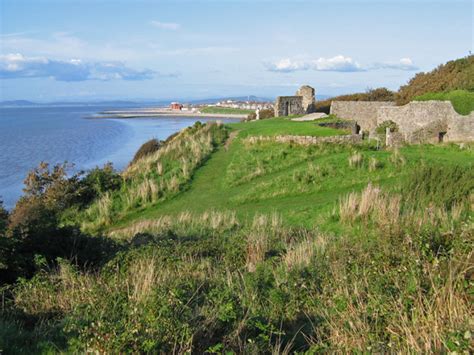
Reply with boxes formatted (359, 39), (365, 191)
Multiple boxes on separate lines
(0, 100), (149, 107)
(396, 55), (474, 104)
(0, 100), (37, 107)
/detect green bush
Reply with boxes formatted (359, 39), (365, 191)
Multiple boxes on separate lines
(80, 163), (122, 205)
(131, 139), (162, 164)
(375, 120), (399, 134)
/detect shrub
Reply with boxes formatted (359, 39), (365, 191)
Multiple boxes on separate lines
(375, 120), (399, 134)
(79, 163), (122, 205)
(131, 138), (162, 164)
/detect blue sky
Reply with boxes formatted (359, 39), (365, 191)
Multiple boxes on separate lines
(0, 0), (472, 101)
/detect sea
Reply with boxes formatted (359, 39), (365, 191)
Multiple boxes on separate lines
(0, 105), (237, 209)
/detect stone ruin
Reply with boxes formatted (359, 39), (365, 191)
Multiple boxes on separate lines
(330, 100), (474, 145)
(275, 85), (316, 117)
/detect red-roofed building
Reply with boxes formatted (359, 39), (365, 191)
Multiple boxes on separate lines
(170, 102), (183, 110)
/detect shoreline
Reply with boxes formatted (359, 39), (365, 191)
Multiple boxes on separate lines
(92, 108), (248, 119)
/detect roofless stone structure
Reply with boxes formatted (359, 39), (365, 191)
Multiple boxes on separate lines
(275, 85), (316, 117)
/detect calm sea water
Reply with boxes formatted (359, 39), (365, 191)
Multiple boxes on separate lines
(0, 105), (237, 209)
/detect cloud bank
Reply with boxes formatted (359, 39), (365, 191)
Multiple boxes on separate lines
(266, 55), (418, 73)
(0, 53), (157, 81)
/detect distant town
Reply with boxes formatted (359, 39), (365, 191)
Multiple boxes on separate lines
(169, 98), (274, 112)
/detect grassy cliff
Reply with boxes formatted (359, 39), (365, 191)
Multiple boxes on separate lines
(1, 117), (473, 353)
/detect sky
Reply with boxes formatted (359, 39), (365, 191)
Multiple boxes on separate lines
(0, 0), (473, 102)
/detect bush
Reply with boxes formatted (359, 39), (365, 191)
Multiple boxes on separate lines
(80, 163), (122, 205)
(131, 138), (162, 164)
(246, 108), (275, 121)
(375, 120), (399, 134)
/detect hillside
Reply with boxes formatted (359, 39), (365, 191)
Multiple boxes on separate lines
(397, 55), (474, 104)
(1, 117), (472, 353)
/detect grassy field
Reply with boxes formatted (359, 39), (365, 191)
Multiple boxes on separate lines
(200, 106), (254, 115)
(105, 118), (472, 233)
(2, 117), (473, 353)
(414, 89), (474, 115)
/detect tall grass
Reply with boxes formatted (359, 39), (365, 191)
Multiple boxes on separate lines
(80, 122), (228, 233)
(5, 197), (473, 353)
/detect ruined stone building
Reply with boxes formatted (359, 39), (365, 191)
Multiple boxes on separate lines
(330, 100), (474, 145)
(275, 85), (316, 117)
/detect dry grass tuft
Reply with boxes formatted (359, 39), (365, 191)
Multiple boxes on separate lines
(348, 152), (363, 168)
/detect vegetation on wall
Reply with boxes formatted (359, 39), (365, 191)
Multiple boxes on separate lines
(376, 120), (399, 134)
(315, 87), (396, 113)
(413, 89), (474, 115)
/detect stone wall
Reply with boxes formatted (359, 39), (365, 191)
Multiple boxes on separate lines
(446, 115), (474, 142)
(376, 101), (474, 143)
(246, 134), (363, 146)
(330, 101), (395, 132)
(331, 100), (474, 144)
(296, 85), (316, 113)
(274, 96), (304, 117)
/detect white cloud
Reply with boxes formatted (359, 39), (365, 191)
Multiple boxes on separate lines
(150, 20), (181, 30)
(0, 53), (157, 81)
(265, 55), (364, 73)
(371, 57), (419, 71)
(266, 56), (419, 73)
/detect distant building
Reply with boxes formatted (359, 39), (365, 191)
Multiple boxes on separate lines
(170, 102), (183, 110)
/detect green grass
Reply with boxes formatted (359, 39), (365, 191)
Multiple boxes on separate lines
(413, 89), (474, 115)
(200, 106), (254, 115)
(105, 118), (473, 233)
(229, 117), (347, 137)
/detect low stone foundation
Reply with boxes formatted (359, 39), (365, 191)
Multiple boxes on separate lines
(246, 134), (363, 146)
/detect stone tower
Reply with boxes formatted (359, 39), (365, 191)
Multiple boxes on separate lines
(296, 85), (316, 113)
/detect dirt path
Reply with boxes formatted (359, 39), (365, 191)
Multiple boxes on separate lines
(224, 130), (239, 151)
